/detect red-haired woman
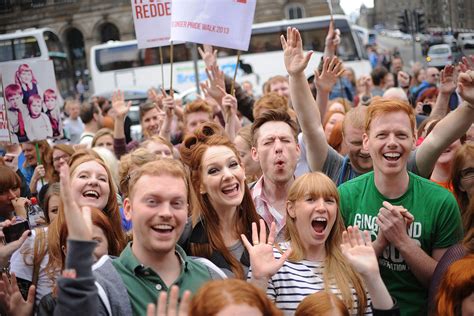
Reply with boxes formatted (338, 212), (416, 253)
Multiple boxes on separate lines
(179, 122), (261, 279)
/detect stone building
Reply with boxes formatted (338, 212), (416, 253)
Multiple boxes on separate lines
(0, 0), (342, 81)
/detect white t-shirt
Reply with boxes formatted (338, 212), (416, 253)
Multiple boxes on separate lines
(10, 228), (59, 304)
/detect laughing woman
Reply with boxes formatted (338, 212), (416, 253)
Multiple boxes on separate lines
(179, 122), (261, 279)
(47, 150), (127, 274)
(243, 172), (397, 316)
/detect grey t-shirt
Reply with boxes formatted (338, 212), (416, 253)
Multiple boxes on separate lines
(295, 133), (419, 186)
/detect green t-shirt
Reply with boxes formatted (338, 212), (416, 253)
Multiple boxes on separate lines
(338, 171), (462, 316)
(112, 243), (214, 316)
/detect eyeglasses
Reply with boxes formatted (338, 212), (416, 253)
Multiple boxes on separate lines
(460, 167), (474, 179)
(53, 154), (70, 162)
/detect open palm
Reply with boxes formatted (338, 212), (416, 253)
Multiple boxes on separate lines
(314, 56), (345, 93)
(458, 70), (474, 105)
(341, 226), (379, 277)
(111, 90), (132, 119)
(281, 27), (313, 76)
(241, 220), (291, 280)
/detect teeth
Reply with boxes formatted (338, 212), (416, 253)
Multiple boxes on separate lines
(154, 224), (173, 230)
(313, 217), (327, 222)
(222, 184), (238, 193)
(384, 153), (400, 158)
(83, 190), (99, 198)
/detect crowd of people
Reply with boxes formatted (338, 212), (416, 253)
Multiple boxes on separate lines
(0, 23), (473, 316)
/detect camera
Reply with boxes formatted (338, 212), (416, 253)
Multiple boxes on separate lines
(2, 221), (30, 243)
(422, 103), (432, 116)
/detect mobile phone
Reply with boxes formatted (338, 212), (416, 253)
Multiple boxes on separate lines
(3, 221), (30, 243)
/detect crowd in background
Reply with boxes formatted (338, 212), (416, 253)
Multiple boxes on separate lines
(0, 23), (473, 316)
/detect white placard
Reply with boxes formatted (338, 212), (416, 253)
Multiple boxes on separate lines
(131, 0), (172, 49)
(170, 0), (256, 51)
(0, 60), (61, 142)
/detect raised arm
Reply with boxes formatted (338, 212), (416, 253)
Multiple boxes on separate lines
(416, 68), (474, 178)
(111, 90), (132, 158)
(430, 65), (456, 119)
(159, 90), (175, 141)
(282, 27), (343, 172)
(341, 226), (394, 311)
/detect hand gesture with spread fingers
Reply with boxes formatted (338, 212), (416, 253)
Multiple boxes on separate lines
(198, 44), (218, 69)
(241, 219), (291, 281)
(146, 285), (190, 316)
(281, 27), (313, 76)
(111, 90), (132, 120)
(0, 272), (35, 316)
(341, 226), (380, 277)
(314, 56), (345, 93)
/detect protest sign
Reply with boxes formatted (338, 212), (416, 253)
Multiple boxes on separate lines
(0, 60), (61, 142)
(0, 80), (11, 142)
(170, 0), (256, 51)
(131, 0), (172, 49)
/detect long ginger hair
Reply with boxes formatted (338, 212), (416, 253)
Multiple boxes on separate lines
(180, 122), (260, 279)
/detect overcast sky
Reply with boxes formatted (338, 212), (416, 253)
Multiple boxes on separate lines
(339, 0), (374, 15)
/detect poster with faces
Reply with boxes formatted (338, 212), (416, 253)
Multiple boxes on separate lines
(0, 60), (62, 143)
(0, 77), (11, 142)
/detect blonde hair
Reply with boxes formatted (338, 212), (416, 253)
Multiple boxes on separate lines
(285, 172), (367, 315)
(119, 148), (158, 197)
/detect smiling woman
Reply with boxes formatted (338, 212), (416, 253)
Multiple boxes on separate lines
(47, 149), (127, 275)
(179, 122), (261, 279)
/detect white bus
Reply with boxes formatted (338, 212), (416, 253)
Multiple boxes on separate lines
(90, 15), (371, 95)
(0, 28), (75, 98)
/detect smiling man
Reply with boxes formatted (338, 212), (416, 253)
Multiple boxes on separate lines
(55, 159), (221, 315)
(338, 99), (463, 316)
(251, 109), (300, 241)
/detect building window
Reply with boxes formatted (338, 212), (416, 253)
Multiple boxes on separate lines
(284, 3), (305, 20)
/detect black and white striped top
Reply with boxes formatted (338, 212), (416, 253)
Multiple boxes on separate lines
(248, 243), (372, 316)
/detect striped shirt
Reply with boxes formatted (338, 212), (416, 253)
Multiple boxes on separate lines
(248, 243), (372, 315)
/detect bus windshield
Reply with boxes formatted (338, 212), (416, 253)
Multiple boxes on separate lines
(0, 36), (41, 62)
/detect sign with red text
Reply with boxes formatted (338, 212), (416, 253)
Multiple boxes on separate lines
(170, 0), (256, 51)
(131, 0), (172, 49)
(0, 78), (11, 143)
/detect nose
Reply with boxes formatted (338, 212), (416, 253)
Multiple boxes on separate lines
(274, 139), (283, 153)
(157, 203), (172, 218)
(387, 134), (397, 147)
(314, 198), (327, 212)
(7, 189), (17, 199)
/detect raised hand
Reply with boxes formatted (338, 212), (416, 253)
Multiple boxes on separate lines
(457, 69), (474, 106)
(59, 164), (93, 241)
(217, 86), (237, 117)
(281, 27), (313, 77)
(161, 89), (175, 119)
(241, 219), (291, 281)
(111, 90), (132, 119)
(459, 55), (474, 73)
(0, 272), (35, 316)
(397, 71), (410, 89)
(439, 65), (456, 95)
(203, 64), (226, 102)
(198, 44), (218, 69)
(341, 226), (380, 277)
(146, 285), (190, 316)
(314, 56), (345, 93)
(324, 20), (341, 57)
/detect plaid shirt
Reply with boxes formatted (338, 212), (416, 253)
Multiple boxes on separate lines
(251, 176), (286, 242)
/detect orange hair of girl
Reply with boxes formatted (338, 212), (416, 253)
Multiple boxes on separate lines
(436, 255), (474, 316)
(189, 279), (283, 316)
(295, 291), (350, 316)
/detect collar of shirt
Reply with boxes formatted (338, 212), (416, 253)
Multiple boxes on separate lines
(251, 176), (286, 238)
(117, 242), (190, 277)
